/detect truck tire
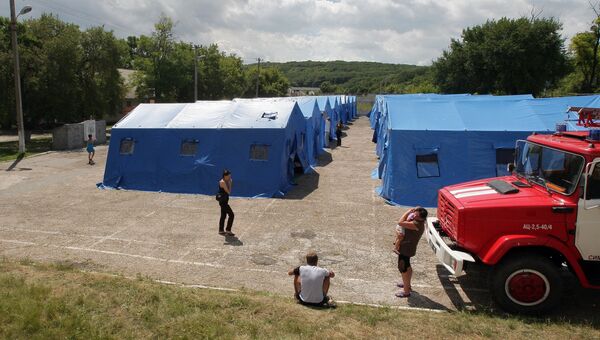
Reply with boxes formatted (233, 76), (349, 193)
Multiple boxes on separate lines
(490, 254), (562, 314)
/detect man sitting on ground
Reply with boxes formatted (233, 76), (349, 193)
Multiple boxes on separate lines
(288, 251), (336, 307)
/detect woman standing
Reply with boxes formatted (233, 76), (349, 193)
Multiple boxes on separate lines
(217, 169), (235, 236)
(395, 206), (427, 298)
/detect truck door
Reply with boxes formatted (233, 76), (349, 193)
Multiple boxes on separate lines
(576, 160), (600, 262)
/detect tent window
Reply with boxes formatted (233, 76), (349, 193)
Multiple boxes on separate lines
(416, 153), (440, 178)
(180, 140), (198, 156)
(250, 144), (269, 161)
(119, 138), (134, 155)
(496, 148), (515, 176)
(261, 112), (278, 120)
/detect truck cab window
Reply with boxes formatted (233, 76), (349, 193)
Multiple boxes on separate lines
(586, 164), (600, 200)
(516, 141), (584, 195)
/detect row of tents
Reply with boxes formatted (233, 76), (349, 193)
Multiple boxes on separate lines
(369, 93), (600, 207)
(101, 95), (357, 197)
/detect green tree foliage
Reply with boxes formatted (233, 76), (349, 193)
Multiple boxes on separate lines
(267, 60), (431, 94)
(242, 66), (290, 97)
(131, 16), (253, 101)
(0, 14), (125, 129)
(569, 17), (600, 93)
(433, 17), (569, 96)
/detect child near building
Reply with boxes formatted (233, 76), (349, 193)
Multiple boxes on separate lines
(86, 134), (95, 165)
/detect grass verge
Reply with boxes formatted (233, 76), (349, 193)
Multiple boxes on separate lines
(0, 259), (598, 339)
(0, 137), (53, 162)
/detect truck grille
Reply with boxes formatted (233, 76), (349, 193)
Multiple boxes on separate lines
(438, 192), (458, 239)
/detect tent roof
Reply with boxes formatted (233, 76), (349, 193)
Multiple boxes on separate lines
(115, 100), (300, 129)
(387, 95), (600, 132)
(233, 96), (319, 119)
(316, 96), (331, 111)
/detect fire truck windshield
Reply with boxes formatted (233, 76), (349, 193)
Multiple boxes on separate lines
(515, 141), (585, 195)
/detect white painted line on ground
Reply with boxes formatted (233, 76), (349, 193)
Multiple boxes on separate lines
(0, 227), (60, 235)
(89, 229), (124, 248)
(336, 300), (446, 313)
(176, 249), (192, 261)
(0, 239), (37, 246)
(0, 226), (167, 246)
(155, 279), (239, 292)
(54, 245), (280, 274)
(145, 211), (156, 217)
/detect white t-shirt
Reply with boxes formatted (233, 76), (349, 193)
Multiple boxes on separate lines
(294, 265), (330, 303)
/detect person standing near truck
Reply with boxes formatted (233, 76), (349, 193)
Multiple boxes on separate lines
(395, 206), (428, 298)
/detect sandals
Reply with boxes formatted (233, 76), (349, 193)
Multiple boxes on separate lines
(395, 291), (411, 298)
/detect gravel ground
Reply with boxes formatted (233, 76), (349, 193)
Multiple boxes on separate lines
(1, 116), (598, 320)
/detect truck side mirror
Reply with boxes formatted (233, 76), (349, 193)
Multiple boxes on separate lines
(584, 161), (600, 210)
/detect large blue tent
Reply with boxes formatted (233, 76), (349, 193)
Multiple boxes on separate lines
(102, 100), (310, 198)
(372, 94), (599, 207)
(316, 96), (334, 145)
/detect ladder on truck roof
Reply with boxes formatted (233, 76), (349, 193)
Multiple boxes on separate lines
(567, 106), (600, 128)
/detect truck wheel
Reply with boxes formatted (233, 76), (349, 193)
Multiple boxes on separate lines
(491, 254), (562, 314)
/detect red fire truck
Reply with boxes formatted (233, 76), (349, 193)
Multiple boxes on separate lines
(427, 113), (600, 314)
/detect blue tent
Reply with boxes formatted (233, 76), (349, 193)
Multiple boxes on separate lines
(293, 97), (326, 164)
(316, 96), (334, 146)
(373, 94), (598, 207)
(102, 100), (310, 198)
(328, 95), (341, 132)
(236, 97), (325, 167)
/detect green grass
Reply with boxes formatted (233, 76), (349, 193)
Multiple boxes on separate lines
(0, 137), (53, 162)
(0, 259), (598, 339)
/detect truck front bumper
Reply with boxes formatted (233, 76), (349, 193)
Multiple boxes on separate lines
(425, 217), (475, 276)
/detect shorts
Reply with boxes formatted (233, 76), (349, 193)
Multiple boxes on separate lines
(398, 254), (411, 273)
(87, 146), (94, 153)
(295, 292), (329, 307)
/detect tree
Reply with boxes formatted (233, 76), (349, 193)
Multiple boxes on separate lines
(132, 17), (247, 102)
(320, 81), (335, 93)
(569, 6), (600, 93)
(242, 66), (290, 97)
(0, 14), (127, 129)
(80, 27), (126, 119)
(433, 17), (569, 96)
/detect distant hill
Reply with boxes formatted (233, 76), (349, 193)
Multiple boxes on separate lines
(256, 60), (431, 94)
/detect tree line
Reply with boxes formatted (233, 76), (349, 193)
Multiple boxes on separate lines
(0, 14), (289, 129)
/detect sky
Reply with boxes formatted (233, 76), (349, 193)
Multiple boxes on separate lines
(1, 0), (598, 65)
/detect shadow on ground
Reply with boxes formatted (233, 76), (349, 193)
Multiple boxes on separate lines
(283, 172), (320, 200)
(224, 235), (243, 246)
(317, 151), (333, 167)
(436, 264), (600, 327)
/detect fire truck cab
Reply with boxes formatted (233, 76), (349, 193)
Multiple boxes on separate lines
(427, 119), (600, 314)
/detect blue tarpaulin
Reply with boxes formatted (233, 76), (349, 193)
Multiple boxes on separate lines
(371, 94), (599, 207)
(102, 100), (310, 198)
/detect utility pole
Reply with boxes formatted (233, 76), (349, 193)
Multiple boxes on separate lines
(194, 45), (198, 102)
(255, 57), (261, 98)
(10, 0), (31, 154)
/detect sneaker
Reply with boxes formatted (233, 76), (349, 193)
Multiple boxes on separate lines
(218, 231), (227, 235)
(225, 231), (235, 236)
